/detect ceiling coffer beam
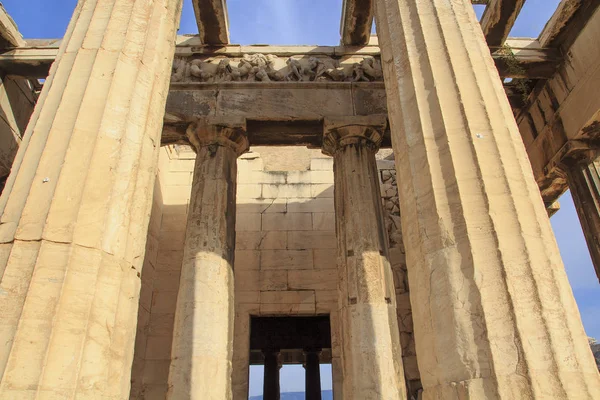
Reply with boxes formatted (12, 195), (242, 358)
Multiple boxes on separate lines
(193, 0), (229, 45)
(480, 0), (526, 47)
(340, 0), (375, 46)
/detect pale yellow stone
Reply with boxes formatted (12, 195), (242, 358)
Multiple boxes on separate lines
(260, 249), (313, 270)
(288, 231), (336, 249)
(262, 212), (312, 231)
(376, 0), (600, 397)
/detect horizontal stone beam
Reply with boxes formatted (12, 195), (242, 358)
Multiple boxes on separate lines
(340, 0), (374, 46)
(0, 4), (25, 48)
(480, 0), (525, 47)
(192, 0), (229, 45)
(492, 38), (561, 78)
(0, 37), (560, 79)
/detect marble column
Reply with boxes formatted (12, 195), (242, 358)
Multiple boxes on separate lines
(375, 0), (600, 398)
(0, 0), (182, 397)
(263, 349), (280, 400)
(564, 158), (600, 283)
(304, 349), (322, 400)
(322, 116), (406, 400)
(168, 117), (248, 400)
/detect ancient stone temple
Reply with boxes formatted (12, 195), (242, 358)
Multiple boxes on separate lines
(0, 0), (599, 399)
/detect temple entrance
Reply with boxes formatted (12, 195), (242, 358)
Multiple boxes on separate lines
(249, 316), (332, 400)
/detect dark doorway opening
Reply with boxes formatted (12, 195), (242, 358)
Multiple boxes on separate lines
(249, 316), (332, 400)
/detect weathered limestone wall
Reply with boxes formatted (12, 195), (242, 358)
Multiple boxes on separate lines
(231, 149), (340, 399)
(131, 146), (420, 399)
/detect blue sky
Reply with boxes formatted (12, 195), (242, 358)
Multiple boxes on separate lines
(3, 0), (598, 396)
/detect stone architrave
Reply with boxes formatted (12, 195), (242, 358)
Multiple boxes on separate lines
(323, 115), (406, 400)
(564, 158), (600, 283)
(0, 0), (182, 397)
(375, 0), (600, 398)
(168, 117), (248, 400)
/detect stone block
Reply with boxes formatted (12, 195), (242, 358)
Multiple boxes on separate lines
(153, 270), (181, 293)
(286, 171), (312, 184)
(389, 246), (406, 268)
(142, 384), (169, 400)
(151, 292), (178, 314)
(158, 230), (185, 251)
(162, 186), (190, 206)
(260, 250), (313, 270)
(169, 159), (195, 172)
(145, 335), (173, 360)
(234, 250), (260, 270)
(260, 290), (316, 315)
(310, 170), (334, 184)
(143, 360), (171, 385)
(166, 171), (192, 186)
(260, 270), (288, 291)
(398, 311), (414, 333)
(262, 212), (312, 231)
(238, 170), (287, 184)
(316, 290), (338, 313)
(238, 158), (264, 171)
(156, 250), (184, 271)
(396, 292), (412, 313)
(237, 198), (287, 214)
(310, 158), (333, 171)
(237, 184), (262, 199)
(402, 356), (420, 381)
(313, 249), (337, 269)
(148, 313), (175, 337)
(288, 231), (336, 249)
(235, 291), (260, 304)
(310, 184), (334, 198)
(236, 213), (261, 231)
(262, 184), (312, 199)
(287, 197), (334, 213)
(312, 212), (335, 231)
(236, 231), (287, 250)
(235, 270), (260, 291)
(160, 212), (187, 233)
(139, 280), (154, 313)
(288, 270), (337, 291)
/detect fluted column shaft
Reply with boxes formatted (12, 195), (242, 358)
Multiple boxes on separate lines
(168, 118), (248, 400)
(564, 158), (600, 283)
(0, 0), (182, 397)
(375, 0), (600, 398)
(304, 349), (322, 400)
(263, 349), (280, 400)
(323, 116), (406, 400)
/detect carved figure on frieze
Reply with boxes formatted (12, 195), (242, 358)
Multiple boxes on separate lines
(352, 61), (370, 82)
(171, 58), (189, 82)
(325, 66), (348, 81)
(286, 57), (304, 81)
(266, 54), (285, 81)
(189, 59), (213, 81)
(216, 59), (233, 82)
(255, 67), (271, 82)
(308, 57), (328, 81)
(361, 57), (383, 81)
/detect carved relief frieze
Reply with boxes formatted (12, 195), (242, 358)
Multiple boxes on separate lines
(171, 53), (384, 83)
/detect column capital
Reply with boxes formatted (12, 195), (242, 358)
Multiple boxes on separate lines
(186, 116), (249, 156)
(322, 115), (387, 156)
